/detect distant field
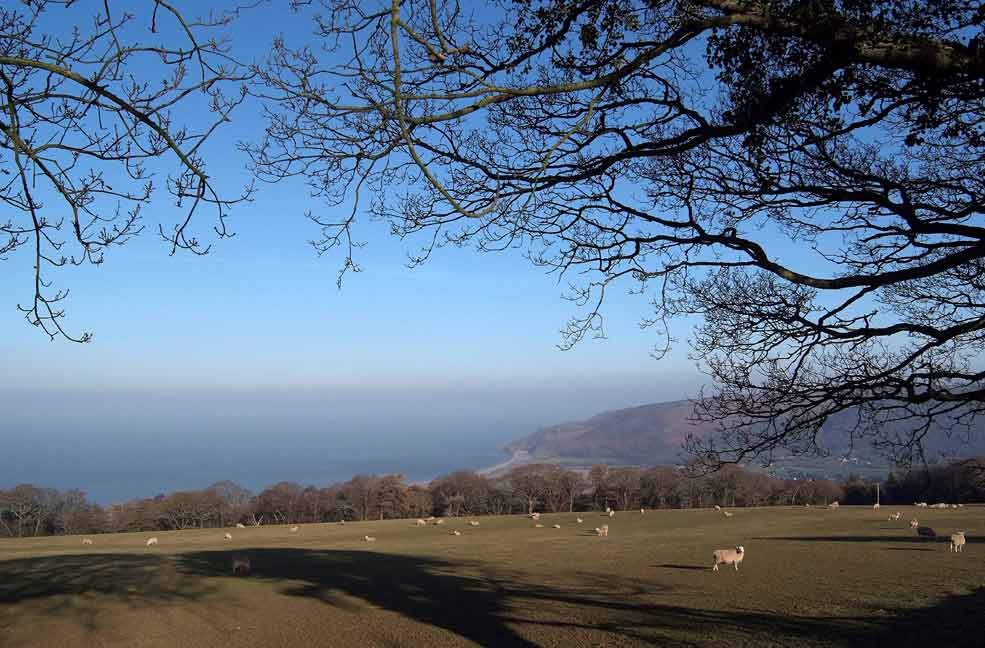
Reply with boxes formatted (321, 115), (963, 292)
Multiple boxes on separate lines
(1, 506), (982, 647)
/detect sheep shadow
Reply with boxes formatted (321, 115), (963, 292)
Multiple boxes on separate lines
(0, 553), (217, 632)
(654, 563), (706, 571)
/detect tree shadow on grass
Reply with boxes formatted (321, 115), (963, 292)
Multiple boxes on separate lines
(754, 535), (979, 544)
(3, 549), (983, 647)
(176, 549), (985, 647)
(0, 553), (217, 632)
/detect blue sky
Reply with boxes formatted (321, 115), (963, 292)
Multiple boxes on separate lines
(0, 2), (708, 501)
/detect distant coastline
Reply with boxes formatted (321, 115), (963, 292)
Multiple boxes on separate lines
(477, 449), (531, 477)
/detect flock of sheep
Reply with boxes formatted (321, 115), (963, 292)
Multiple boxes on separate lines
(73, 501), (972, 576)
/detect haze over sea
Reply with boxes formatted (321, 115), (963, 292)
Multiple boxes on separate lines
(2, 375), (696, 504)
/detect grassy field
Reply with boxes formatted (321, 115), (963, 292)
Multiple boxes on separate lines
(1, 506), (982, 647)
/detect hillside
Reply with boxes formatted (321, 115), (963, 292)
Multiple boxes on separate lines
(499, 400), (985, 479)
(503, 400), (712, 467)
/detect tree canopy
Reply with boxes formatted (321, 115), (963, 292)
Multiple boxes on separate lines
(251, 0), (985, 468)
(0, 1), (250, 341)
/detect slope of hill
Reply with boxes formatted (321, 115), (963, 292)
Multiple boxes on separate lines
(502, 400), (714, 467)
(497, 400), (985, 479)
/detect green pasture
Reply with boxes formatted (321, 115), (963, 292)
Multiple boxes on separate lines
(1, 506), (982, 647)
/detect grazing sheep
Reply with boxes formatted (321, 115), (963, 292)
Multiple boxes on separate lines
(608, 510), (615, 518)
(828, 501), (840, 509)
(805, 503), (811, 508)
(605, 507), (612, 514)
(873, 503), (880, 510)
(224, 532), (233, 540)
(231, 554), (251, 576)
(712, 546), (745, 571)
(451, 530), (462, 536)
(714, 505), (722, 512)
(576, 517), (584, 524)
(529, 513), (541, 520)
(82, 538), (93, 545)
(594, 525), (608, 537)
(910, 518), (919, 529)
(889, 512), (902, 521)
(534, 523), (545, 528)
(468, 520), (480, 527)
(723, 511), (733, 518)
(289, 525), (299, 532)
(433, 519), (445, 525)
(950, 532), (966, 553)
(235, 523), (246, 529)
(339, 520), (345, 525)
(415, 519), (427, 526)
(958, 504), (964, 508)
(640, 508), (645, 514)
(146, 537), (158, 547)
(364, 535), (376, 542)
(951, 504), (958, 509)
(553, 524), (561, 529)
(917, 526), (937, 541)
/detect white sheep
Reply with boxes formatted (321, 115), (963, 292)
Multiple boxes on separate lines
(576, 517), (584, 523)
(235, 523), (246, 529)
(224, 532), (233, 540)
(958, 504), (964, 508)
(949, 531), (966, 553)
(872, 503), (880, 510)
(289, 525), (299, 532)
(722, 511), (733, 518)
(534, 523), (544, 528)
(888, 512), (902, 521)
(553, 524), (561, 529)
(82, 538), (93, 545)
(828, 501), (840, 509)
(595, 525), (609, 537)
(415, 518), (427, 526)
(608, 510), (615, 518)
(712, 546), (745, 571)
(910, 518), (919, 529)
(714, 505), (721, 512)
(364, 535), (376, 542)
(231, 554), (251, 576)
(950, 504), (958, 509)
(146, 537), (159, 547)
(917, 526), (937, 541)
(339, 519), (346, 525)
(468, 520), (480, 527)
(433, 518), (445, 525)
(529, 512), (541, 520)
(451, 530), (461, 536)
(605, 507), (612, 514)
(640, 508), (645, 514)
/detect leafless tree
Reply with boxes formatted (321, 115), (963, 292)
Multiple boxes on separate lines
(251, 0), (985, 469)
(1, 1), (252, 340)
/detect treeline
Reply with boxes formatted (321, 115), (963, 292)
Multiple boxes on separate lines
(2, 459), (983, 538)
